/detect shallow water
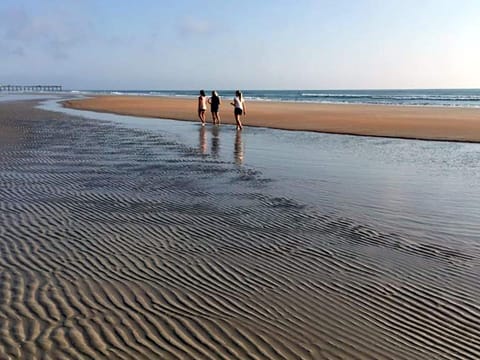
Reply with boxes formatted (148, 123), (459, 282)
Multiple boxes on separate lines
(0, 93), (60, 102)
(41, 98), (480, 248)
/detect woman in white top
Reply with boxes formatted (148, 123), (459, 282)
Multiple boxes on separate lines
(198, 90), (207, 125)
(230, 90), (246, 130)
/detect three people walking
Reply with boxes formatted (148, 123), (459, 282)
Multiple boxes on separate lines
(197, 90), (246, 130)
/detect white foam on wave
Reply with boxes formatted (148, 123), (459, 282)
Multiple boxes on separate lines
(301, 93), (480, 101)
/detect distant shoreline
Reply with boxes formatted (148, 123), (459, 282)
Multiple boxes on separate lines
(63, 95), (480, 142)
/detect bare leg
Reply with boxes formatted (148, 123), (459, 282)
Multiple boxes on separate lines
(199, 110), (206, 125)
(213, 112), (220, 125)
(235, 114), (243, 130)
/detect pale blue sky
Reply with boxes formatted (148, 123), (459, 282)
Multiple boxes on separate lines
(1, 0), (479, 89)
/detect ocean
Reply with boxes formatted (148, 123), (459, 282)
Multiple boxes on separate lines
(70, 88), (480, 107)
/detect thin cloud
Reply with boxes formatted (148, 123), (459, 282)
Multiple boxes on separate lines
(0, 43), (26, 58)
(10, 46), (25, 57)
(178, 17), (212, 37)
(0, 5), (93, 59)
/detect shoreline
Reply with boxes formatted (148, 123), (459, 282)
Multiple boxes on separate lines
(63, 95), (480, 142)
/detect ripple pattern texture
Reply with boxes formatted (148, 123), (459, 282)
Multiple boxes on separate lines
(1, 101), (479, 359)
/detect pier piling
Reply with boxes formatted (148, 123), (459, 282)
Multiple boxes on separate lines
(0, 85), (62, 92)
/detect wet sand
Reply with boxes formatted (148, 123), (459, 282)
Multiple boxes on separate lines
(64, 95), (480, 142)
(1, 100), (480, 359)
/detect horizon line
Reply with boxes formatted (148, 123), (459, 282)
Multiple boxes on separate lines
(68, 87), (480, 92)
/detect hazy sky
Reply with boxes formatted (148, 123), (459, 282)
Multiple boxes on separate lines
(1, 0), (479, 90)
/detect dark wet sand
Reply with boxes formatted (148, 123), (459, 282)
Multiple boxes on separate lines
(1, 100), (480, 359)
(64, 95), (480, 142)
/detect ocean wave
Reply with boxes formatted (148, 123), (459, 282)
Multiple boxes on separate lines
(301, 93), (480, 101)
(302, 93), (370, 98)
(244, 96), (274, 101)
(64, 89), (480, 108)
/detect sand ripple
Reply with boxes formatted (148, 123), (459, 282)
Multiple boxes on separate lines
(1, 101), (479, 359)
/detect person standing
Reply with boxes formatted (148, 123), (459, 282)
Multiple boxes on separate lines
(231, 90), (246, 130)
(208, 91), (221, 125)
(198, 90), (207, 125)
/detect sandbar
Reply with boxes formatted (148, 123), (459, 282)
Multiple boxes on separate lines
(64, 95), (480, 142)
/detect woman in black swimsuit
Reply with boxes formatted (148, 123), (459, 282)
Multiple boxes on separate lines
(208, 91), (221, 125)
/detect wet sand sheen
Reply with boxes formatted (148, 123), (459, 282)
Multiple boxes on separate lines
(64, 95), (480, 142)
(1, 100), (480, 359)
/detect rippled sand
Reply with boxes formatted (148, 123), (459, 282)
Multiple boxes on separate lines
(1, 100), (479, 359)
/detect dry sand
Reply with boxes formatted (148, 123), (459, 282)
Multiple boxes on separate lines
(1, 100), (480, 359)
(64, 95), (480, 142)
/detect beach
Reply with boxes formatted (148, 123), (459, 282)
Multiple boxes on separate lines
(64, 95), (480, 142)
(1, 97), (480, 359)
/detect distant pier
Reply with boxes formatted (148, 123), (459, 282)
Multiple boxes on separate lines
(0, 85), (62, 92)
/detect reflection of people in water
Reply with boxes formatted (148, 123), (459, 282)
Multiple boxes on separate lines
(199, 125), (207, 154)
(234, 130), (244, 165)
(211, 125), (220, 157)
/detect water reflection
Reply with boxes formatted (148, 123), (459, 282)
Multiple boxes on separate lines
(38, 98), (480, 246)
(234, 130), (244, 165)
(199, 125), (207, 154)
(211, 126), (220, 157)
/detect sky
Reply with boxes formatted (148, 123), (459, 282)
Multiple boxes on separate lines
(1, 0), (479, 90)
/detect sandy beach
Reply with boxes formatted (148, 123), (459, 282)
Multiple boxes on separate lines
(64, 95), (480, 142)
(1, 98), (480, 359)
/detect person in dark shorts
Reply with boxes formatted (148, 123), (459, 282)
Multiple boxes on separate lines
(230, 90), (246, 130)
(208, 91), (221, 125)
